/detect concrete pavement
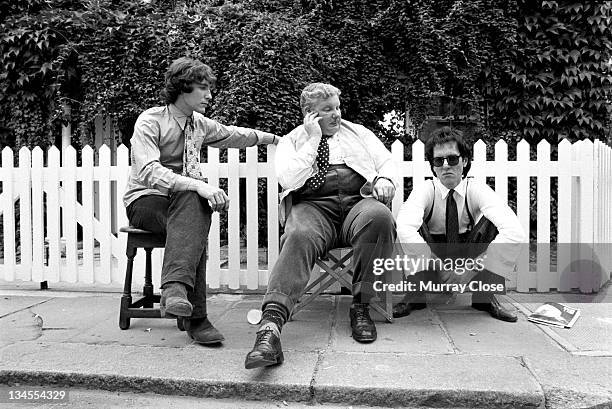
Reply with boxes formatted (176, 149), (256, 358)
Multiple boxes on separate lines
(0, 286), (611, 409)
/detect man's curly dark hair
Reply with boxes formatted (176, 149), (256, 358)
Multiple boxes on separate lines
(424, 126), (472, 177)
(161, 57), (217, 104)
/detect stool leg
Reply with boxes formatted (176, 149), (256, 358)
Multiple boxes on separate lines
(143, 248), (154, 308)
(120, 245), (136, 330)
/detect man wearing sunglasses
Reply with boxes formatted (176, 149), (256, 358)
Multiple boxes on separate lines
(394, 126), (525, 322)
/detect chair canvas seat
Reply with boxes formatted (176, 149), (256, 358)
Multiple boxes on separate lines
(292, 248), (394, 322)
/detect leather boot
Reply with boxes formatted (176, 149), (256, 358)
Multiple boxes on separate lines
(350, 303), (377, 343)
(184, 317), (225, 345)
(244, 323), (284, 369)
(160, 282), (193, 318)
(472, 294), (517, 322)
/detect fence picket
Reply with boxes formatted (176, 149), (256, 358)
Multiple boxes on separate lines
(411, 140), (426, 190)
(602, 146), (612, 276)
(391, 140), (405, 216)
(515, 140), (532, 292)
(227, 149), (240, 289)
(206, 147), (221, 289)
(472, 140), (487, 185)
(63, 146), (78, 282)
(536, 141), (552, 292)
(17, 147), (32, 281)
(2, 147), (16, 281)
(557, 140), (572, 291)
(265, 144), (279, 286)
(578, 140), (595, 292)
(115, 145), (130, 283)
(31, 148), (45, 282)
(97, 145), (113, 284)
(494, 140), (508, 202)
(246, 146), (259, 290)
(46, 147), (61, 282)
(81, 146), (95, 283)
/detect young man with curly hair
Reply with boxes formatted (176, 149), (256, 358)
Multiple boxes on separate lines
(124, 57), (279, 344)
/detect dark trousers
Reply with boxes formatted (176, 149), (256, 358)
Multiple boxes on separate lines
(263, 165), (396, 313)
(126, 192), (212, 318)
(407, 216), (504, 302)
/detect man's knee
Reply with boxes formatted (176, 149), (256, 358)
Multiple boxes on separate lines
(170, 191), (211, 216)
(283, 223), (321, 244)
(359, 202), (395, 233)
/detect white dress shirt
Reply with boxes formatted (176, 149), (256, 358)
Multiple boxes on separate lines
(396, 177), (526, 278)
(327, 133), (345, 164)
(275, 119), (398, 225)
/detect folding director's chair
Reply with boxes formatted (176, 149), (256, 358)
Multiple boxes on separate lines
(292, 248), (394, 322)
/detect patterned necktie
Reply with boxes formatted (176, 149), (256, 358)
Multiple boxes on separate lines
(446, 189), (459, 243)
(182, 116), (204, 180)
(307, 136), (331, 190)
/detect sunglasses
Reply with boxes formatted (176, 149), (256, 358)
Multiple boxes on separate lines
(431, 155), (461, 167)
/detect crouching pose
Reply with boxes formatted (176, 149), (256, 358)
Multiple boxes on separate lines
(394, 127), (526, 322)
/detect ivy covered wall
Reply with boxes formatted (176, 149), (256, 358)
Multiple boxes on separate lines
(1, 0), (611, 148)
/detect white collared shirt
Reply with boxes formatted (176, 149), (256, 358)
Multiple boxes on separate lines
(327, 133), (345, 164)
(275, 119), (398, 225)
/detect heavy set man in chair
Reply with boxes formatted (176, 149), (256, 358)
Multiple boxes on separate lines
(124, 57), (279, 345)
(394, 127), (526, 322)
(245, 83), (399, 369)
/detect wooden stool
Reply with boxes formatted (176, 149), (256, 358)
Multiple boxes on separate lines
(119, 226), (183, 330)
(292, 248), (394, 322)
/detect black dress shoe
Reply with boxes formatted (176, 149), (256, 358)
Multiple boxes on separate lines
(160, 283), (193, 318)
(184, 317), (225, 345)
(349, 303), (377, 343)
(245, 324), (284, 369)
(392, 302), (427, 318)
(472, 295), (518, 322)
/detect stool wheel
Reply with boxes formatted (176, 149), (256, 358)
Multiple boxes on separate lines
(177, 317), (186, 331)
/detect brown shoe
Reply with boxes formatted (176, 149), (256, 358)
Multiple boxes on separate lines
(184, 317), (225, 345)
(160, 282), (193, 318)
(350, 303), (377, 343)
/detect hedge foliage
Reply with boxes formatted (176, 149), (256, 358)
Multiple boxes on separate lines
(1, 0), (611, 148)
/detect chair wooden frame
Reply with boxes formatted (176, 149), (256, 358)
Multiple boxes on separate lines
(292, 248), (394, 322)
(118, 226), (183, 331)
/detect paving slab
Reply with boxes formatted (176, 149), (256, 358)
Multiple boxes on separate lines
(332, 297), (455, 354)
(313, 352), (543, 408)
(73, 315), (191, 347)
(22, 296), (118, 343)
(525, 355), (612, 409)
(0, 341), (319, 402)
(436, 310), (565, 356)
(0, 310), (43, 347)
(213, 319), (332, 353)
(0, 295), (51, 317)
(519, 302), (612, 355)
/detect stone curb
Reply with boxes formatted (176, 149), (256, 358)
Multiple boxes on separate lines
(0, 369), (544, 408)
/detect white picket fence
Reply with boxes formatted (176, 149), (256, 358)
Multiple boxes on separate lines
(0, 139), (611, 293)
